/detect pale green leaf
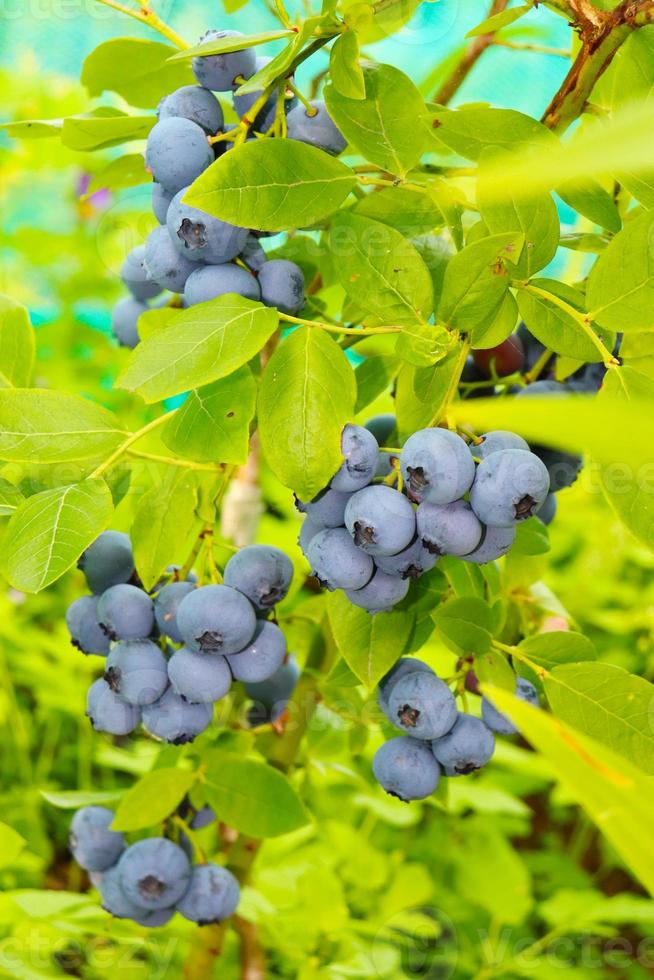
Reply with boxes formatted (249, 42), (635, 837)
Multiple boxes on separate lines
(329, 31), (365, 100)
(204, 753), (308, 837)
(327, 590), (413, 689)
(0, 296), (35, 388)
(438, 232), (524, 332)
(587, 209), (654, 331)
(518, 631), (596, 669)
(465, 2), (533, 38)
(168, 30), (294, 62)
(111, 768), (196, 832)
(131, 471), (200, 591)
(82, 38), (193, 109)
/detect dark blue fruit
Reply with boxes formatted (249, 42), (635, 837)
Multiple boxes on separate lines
(141, 687), (213, 744)
(117, 838), (191, 910)
(258, 259), (305, 314)
(307, 527), (374, 590)
(470, 449), (550, 526)
(227, 620), (286, 683)
(97, 584), (155, 641)
(416, 500), (483, 557)
(374, 537), (437, 579)
(192, 30), (257, 92)
(223, 545), (293, 611)
(66, 595), (110, 656)
(158, 84), (224, 134)
(461, 525), (516, 564)
(120, 245), (162, 301)
(296, 488), (352, 529)
(482, 677), (539, 735)
(344, 485), (415, 557)
(69, 806), (124, 872)
(473, 431), (529, 460)
(344, 569), (410, 613)
(373, 736), (441, 801)
(176, 863), (240, 924)
(176, 584), (257, 655)
(377, 657), (434, 713)
(401, 428), (476, 504)
(154, 581), (196, 643)
(183, 263), (260, 306)
(167, 648), (232, 703)
(104, 639), (169, 706)
(385, 670), (457, 740)
(78, 531), (134, 595)
(245, 655), (299, 723)
(167, 186), (248, 264)
(86, 678), (141, 736)
(331, 424), (379, 492)
(144, 225), (197, 294)
(431, 713), (495, 774)
(145, 118), (214, 195)
(286, 100), (346, 156)
(112, 297), (148, 349)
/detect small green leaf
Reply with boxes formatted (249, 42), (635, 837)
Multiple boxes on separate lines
(474, 647), (515, 691)
(432, 106), (554, 162)
(516, 279), (613, 362)
(325, 63), (431, 175)
(327, 590), (413, 689)
(0, 478), (24, 517)
(131, 471), (200, 591)
(438, 232), (524, 332)
(0, 296), (35, 388)
(329, 32), (365, 100)
(2, 479), (113, 593)
(0, 823), (26, 869)
(556, 179), (622, 233)
(587, 209), (654, 331)
(395, 342), (466, 438)
(511, 517), (550, 556)
(258, 326), (356, 500)
(111, 768), (196, 832)
(117, 297), (278, 404)
(41, 790), (123, 809)
(517, 631), (596, 670)
(354, 356), (397, 412)
(465, 2), (532, 38)
(168, 30), (294, 62)
(82, 39), (193, 109)
(433, 596), (494, 655)
(204, 754), (308, 837)
(88, 154), (148, 194)
(163, 366), (257, 465)
(354, 187), (443, 238)
(61, 108), (154, 151)
(185, 139), (357, 232)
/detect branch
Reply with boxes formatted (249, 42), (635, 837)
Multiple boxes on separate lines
(234, 917), (266, 980)
(433, 0), (511, 105)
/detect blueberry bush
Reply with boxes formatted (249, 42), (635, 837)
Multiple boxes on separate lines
(2, 0), (654, 976)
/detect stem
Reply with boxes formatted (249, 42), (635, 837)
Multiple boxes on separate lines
(278, 312), (402, 336)
(93, 0), (189, 48)
(513, 281), (618, 367)
(88, 412), (174, 480)
(494, 39), (570, 57)
(126, 448), (223, 472)
(492, 640), (548, 679)
(286, 80), (316, 114)
(430, 337), (471, 427)
(523, 346), (554, 383)
(172, 816), (207, 863)
(433, 0), (511, 105)
(233, 917), (266, 980)
(273, 0), (293, 29)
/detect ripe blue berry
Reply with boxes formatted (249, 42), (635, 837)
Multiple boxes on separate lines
(93, 865), (150, 921)
(374, 537), (437, 579)
(373, 736), (441, 801)
(145, 118), (214, 195)
(192, 30), (257, 91)
(473, 430), (529, 459)
(536, 492), (557, 525)
(66, 595), (110, 656)
(377, 657), (434, 713)
(112, 297), (148, 349)
(461, 525), (516, 564)
(344, 568), (410, 613)
(245, 655), (299, 723)
(177, 584), (256, 655)
(331, 424), (380, 492)
(154, 581), (196, 643)
(470, 449), (550, 526)
(296, 488), (352, 529)
(258, 259), (305, 315)
(158, 84), (223, 134)
(176, 863), (240, 924)
(167, 186), (248, 264)
(401, 428), (475, 504)
(298, 516), (321, 555)
(117, 838), (191, 910)
(482, 677), (539, 735)
(144, 225), (197, 294)
(431, 713), (495, 774)
(223, 545), (293, 610)
(78, 531), (134, 595)
(183, 263), (260, 306)
(190, 805), (216, 829)
(416, 499), (483, 557)
(167, 648), (232, 703)
(69, 806), (124, 872)
(141, 687), (213, 744)
(227, 620), (286, 683)
(120, 245), (162, 301)
(307, 527), (374, 590)
(344, 485), (416, 557)
(97, 584), (154, 642)
(386, 670), (457, 740)
(286, 100), (346, 156)
(86, 678), (141, 736)
(152, 183), (173, 224)
(104, 639), (168, 706)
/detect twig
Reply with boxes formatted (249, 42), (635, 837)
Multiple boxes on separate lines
(433, 0), (511, 105)
(93, 0), (189, 48)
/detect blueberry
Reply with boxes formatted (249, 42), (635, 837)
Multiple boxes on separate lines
(516, 379), (566, 397)
(69, 806), (124, 872)
(245, 655), (299, 722)
(144, 225), (198, 294)
(224, 545), (293, 611)
(473, 431), (529, 459)
(97, 584), (155, 642)
(532, 445), (583, 493)
(516, 321), (546, 371)
(190, 805), (216, 829)
(79, 531), (134, 595)
(331, 424), (380, 493)
(176, 863), (240, 924)
(112, 298), (148, 349)
(416, 500), (483, 557)
(177, 584), (257, 656)
(239, 234), (267, 272)
(104, 639), (168, 706)
(233, 57), (277, 132)
(472, 335), (525, 378)
(431, 713), (495, 774)
(364, 414), (397, 446)
(142, 687), (213, 744)
(307, 527), (374, 590)
(117, 838), (191, 910)
(158, 85), (223, 134)
(183, 263), (260, 306)
(298, 516), (322, 556)
(344, 568), (410, 613)
(192, 30), (257, 91)
(93, 865), (150, 920)
(377, 657), (434, 713)
(459, 356), (495, 400)
(373, 736), (441, 801)
(385, 670), (457, 740)
(168, 648), (232, 703)
(344, 485), (415, 557)
(400, 428), (476, 504)
(152, 183), (173, 224)
(86, 678), (141, 736)
(66, 595), (110, 656)
(296, 488), (352, 529)
(536, 492), (557, 525)
(470, 449), (550, 526)
(460, 525), (516, 564)
(145, 117), (214, 195)
(482, 677), (539, 735)
(226, 620), (286, 682)
(258, 259), (305, 315)
(374, 537), (437, 579)
(286, 100), (346, 156)
(120, 245), (162, 302)
(154, 581), (196, 643)
(167, 186), (248, 264)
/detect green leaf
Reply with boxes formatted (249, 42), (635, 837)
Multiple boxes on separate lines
(81, 39), (193, 109)
(483, 684), (654, 896)
(327, 590), (413, 689)
(432, 107), (554, 162)
(354, 356), (396, 413)
(470, 290), (518, 348)
(88, 153), (148, 194)
(354, 187), (443, 238)
(0, 119), (63, 139)
(131, 471), (200, 591)
(556, 179), (622, 233)
(511, 517), (550, 556)
(0, 478), (24, 517)
(516, 280), (614, 362)
(168, 30), (294, 62)
(117, 297), (278, 404)
(258, 326), (356, 500)
(111, 768), (196, 832)
(184, 139), (357, 233)
(586, 209), (654, 331)
(324, 64), (431, 175)
(204, 754), (308, 837)
(433, 596), (494, 655)
(61, 108), (154, 151)
(455, 819), (532, 924)
(465, 2), (532, 38)
(329, 213), (433, 327)
(0, 823), (26, 869)
(474, 647), (515, 691)
(2, 479), (113, 593)
(437, 232), (524, 332)
(518, 631), (596, 670)
(0, 389), (126, 463)
(0, 296), (35, 388)
(41, 790), (122, 809)
(544, 662), (654, 774)
(395, 342), (466, 438)
(329, 31), (365, 100)
(163, 366), (257, 464)
(234, 20), (323, 95)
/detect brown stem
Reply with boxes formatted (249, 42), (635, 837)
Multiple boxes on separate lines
(234, 917), (266, 980)
(433, 0), (510, 105)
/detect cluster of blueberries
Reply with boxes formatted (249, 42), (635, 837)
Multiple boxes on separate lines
(67, 530), (299, 742)
(70, 804), (239, 927)
(112, 29), (347, 348)
(373, 656), (538, 801)
(297, 414), (553, 613)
